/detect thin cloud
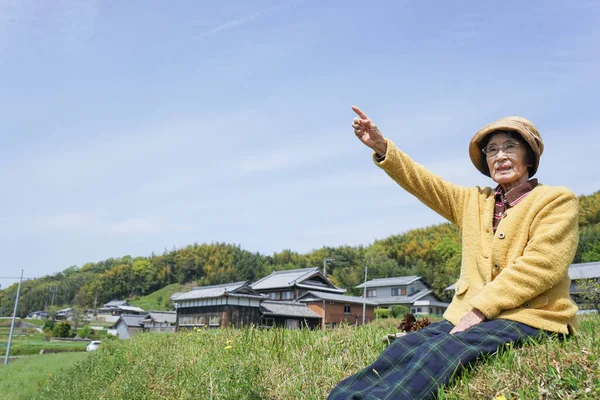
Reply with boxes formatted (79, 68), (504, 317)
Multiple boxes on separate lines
(196, 0), (303, 38)
(0, 0), (98, 54)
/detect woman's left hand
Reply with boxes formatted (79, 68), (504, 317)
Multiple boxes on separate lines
(449, 309), (486, 334)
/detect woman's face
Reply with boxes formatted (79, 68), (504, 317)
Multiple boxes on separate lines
(485, 132), (530, 191)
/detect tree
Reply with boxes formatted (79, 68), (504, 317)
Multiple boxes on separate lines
(575, 279), (600, 312)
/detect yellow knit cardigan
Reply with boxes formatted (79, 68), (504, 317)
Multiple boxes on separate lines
(375, 140), (579, 334)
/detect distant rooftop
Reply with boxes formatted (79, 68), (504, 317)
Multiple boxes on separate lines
(251, 267), (345, 293)
(104, 300), (128, 307)
(141, 311), (176, 324)
(119, 305), (145, 313)
(260, 301), (321, 319)
(356, 275), (421, 289)
(172, 281), (264, 301)
(116, 314), (143, 328)
(297, 290), (378, 306)
(373, 289), (437, 306)
(569, 261), (600, 280)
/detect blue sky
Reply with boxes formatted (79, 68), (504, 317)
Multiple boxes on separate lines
(1, 0), (599, 288)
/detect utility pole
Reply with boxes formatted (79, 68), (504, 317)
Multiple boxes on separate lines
(323, 257), (335, 276)
(4, 269), (24, 365)
(362, 266), (368, 325)
(50, 285), (57, 306)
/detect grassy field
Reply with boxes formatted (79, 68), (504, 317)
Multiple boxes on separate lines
(27, 313), (600, 399)
(0, 325), (88, 356)
(0, 318), (45, 328)
(128, 282), (195, 311)
(0, 352), (88, 400)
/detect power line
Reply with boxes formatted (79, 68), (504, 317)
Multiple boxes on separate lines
(0, 276), (34, 279)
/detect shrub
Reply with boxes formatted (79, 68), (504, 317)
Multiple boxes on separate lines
(398, 313), (431, 332)
(78, 326), (92, 339)
(52, 321), (72, 338)
(374, 308), (391, 319)
(42, 319), (56, 333)
(391, 305), (410, 318)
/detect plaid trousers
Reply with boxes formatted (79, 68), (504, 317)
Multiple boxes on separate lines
(328, 319), (541, 400)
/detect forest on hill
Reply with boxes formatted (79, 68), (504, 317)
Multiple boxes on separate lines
(1, 191), (599, 317)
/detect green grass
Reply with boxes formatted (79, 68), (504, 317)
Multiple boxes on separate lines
(1, 340), (88, 356)
(439, 314), (600, 399)
(0, 352), (88, 400)
(29, 314), (600, 399)
(0, 318), (45, 328)
(0, 327), (88, 356)
(21, 319), (46, 327)
(128, 282), (195, 311)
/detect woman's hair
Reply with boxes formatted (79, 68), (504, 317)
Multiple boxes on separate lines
(480, 130), (535, 177)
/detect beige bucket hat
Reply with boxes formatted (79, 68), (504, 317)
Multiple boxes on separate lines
(469, 116), (544, 177)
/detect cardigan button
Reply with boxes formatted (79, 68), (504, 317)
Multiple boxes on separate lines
(498, 233), (505, 239)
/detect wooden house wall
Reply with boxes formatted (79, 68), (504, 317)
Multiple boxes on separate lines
(177, 304), (262, 330)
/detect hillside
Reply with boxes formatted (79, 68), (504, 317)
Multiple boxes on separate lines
(1, 191), (599, 317)
(30, 314), (600, 399)
(128, 282), (196, 311)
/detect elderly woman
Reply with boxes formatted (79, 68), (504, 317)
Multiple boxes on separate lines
(328, 106), (579, 400)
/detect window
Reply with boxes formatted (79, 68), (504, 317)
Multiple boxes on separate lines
(270, 292), (281, 300)
(209, 316), (220, 327)
(260, 317), (274, 328)
(366, 289), (377, 298)
(281, 291), (294, 300)
(344, 305), (351, 314)
(416, 307), (422, 313)
(391, 288), (399, 296)
(198, 316), (206, 326)
(410, 287), (415, 294)
(401, 287), (407, 296)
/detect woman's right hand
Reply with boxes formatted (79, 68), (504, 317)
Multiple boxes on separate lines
(352, 106), (388, 156)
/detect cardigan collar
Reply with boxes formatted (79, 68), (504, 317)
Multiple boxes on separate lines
(494, 179), (538, 207)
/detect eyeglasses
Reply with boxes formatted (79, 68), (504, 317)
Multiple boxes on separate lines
(482, 141), (521, 158)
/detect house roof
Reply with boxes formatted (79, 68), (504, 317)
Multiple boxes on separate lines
(116, 314), (144, 328)
(413, 299), (449, 308)
(104, 300), (128, 307)
(297, 290), (378, 306)
(444, 283), (456, 291)
(355, 275), (421, 289)
(370, 289), (436, 306)
(260, 301), (321, 319)
(56, 307), (74, 314)
(172, 281), (264, 301)
(118, 305), (145, 313)
(445, 262), (600, 291)
(251, 267), (345, 293)
(170, 292), (186, 301)
(141, 311), (176, 324)
(569, 262), (600, 280)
